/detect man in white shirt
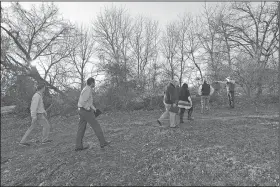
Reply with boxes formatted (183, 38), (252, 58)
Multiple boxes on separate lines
(215, 77), (236, 108)
(20, 83), (52, 146)
(76, 77), (110, 151)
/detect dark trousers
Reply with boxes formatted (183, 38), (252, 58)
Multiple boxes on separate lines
(228, 91), (234, 108)
(179, 107), (193, 121)
(76, 108), (106, 149)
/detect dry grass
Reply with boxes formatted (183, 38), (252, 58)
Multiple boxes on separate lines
(1, 104), (279, 186)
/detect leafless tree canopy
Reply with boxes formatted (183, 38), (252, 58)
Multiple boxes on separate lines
(1, 2), (279, 113)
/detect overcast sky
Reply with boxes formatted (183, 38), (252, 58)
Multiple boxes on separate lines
(1, 2), (217, 85)
(2, 2), (210, 28)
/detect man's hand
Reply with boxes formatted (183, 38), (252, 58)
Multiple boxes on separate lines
(173, 103), (177, 107)
(44, 111), (47, 117)
(91, 106), (97, 112)
(32, 116), (37, 122)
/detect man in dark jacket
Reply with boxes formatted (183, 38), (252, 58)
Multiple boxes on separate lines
(198, 80), (214, 113)
(157, 80), (179, 128)
(178, 83), (194, 123)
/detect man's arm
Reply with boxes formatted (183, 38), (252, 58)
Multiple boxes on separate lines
(30, 94), (39, 119)
(215, 81), (227, 84)
(198, 85), (202, 95)
(210, 85), (215, 95)
(90, 103), (97, 111)
(188, 96), (193, 106)
(79, 89), (91, 110)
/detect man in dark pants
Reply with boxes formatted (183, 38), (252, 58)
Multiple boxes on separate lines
(226, 77), (235, 108)
(75, 77), (110, 151)
(216, 77), (236, 108)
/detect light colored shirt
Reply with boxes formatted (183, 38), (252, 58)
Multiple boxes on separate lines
(216, 80), (235, 93)
(30, 92), (46, 118)
(77, 85), (95, 110)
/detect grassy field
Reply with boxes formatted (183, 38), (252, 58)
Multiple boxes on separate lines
(1, 103), (279, 186)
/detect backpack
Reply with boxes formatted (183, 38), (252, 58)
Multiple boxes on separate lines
(201, 83), (210, 95)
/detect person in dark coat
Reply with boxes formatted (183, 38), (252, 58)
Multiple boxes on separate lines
(157, 80), (179, 128)
(178, 83), (194, 123)
(198, 79), (214, 113)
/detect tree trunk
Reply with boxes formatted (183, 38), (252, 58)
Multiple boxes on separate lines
(278, 2), (280, 134)
(246, 85), (251, 98)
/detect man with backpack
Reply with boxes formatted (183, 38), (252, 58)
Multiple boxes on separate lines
(198, 79), (214, 113)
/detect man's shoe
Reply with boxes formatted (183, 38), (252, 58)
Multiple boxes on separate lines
(100, 141), (111, 148)
(19, 142), (31, 146)
(42, 140), (53, 144)
(75, 145), (89, 151)
(157, 119), (162, 126)
(188, 117), (194, 121)
(170, 126), (179, 128)
(180, 120), (184, 123)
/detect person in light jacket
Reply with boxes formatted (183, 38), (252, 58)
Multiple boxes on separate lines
(19, 83), (52, 146)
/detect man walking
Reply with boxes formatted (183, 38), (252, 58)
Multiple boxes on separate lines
(157, 80), (179, 128)
(215, 77), (236, 108)
(20, 83), (52, 146)
(198, 79), (214, 113)
(225, 77), (235, 108)
(76, 77), (110, 151)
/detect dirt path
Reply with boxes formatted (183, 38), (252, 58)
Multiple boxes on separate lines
(135, 113), (279, 127)
(197, 114), (279, 121)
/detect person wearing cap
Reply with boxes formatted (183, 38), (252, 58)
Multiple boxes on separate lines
(225, 77), (235, 108)
(76, 77), (110, 151)
(215, 77), (236, 108)
(19, 83), (52, 146)
(198, 79), (214, 113)
(157, 79), (179, 128)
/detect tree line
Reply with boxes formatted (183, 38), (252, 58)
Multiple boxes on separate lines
(1, 2), (279, 114)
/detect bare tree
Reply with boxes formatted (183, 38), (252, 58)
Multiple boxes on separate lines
(69, 26), (95, 90)
(186, 15), (204, 81)
(161, 21), (179, 81)
(226, 2), (279, 96)
(1, 2), (74, 98)
(277, 2), (280, 128)
(93, 5), (133, 88)
(175, 13), (190, 86)
(130, 15), (159, 90)
(215, 4), (236, 70)
(198, 3), (224, 80)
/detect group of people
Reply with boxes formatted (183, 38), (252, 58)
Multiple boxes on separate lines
(19, 78), (110, 151)
(157, 77), (235, 128)
(19, 77), (235, 151)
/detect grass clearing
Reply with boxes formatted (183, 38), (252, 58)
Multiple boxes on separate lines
(1, 104), (279, 186)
